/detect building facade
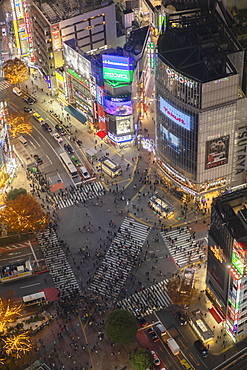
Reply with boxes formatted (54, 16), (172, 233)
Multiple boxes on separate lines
(14, 0), (118, 90)
(155, 9), (246, 198)
(206, 187), (247, 342)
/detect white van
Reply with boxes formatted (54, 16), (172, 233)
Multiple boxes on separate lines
(18, 136), (28, 146)
(13, 87), (22, 96)
(156, 323), (166, 335)
(79, 165), (90, 180)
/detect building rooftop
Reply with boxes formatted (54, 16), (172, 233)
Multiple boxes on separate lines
(124, 26), (149, 56)
(157, 9), (242, 83)
(213, 187), (247, 246)
(33, 0), (113, 23)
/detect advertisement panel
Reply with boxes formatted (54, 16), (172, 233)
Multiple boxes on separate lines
(96, 85), (104, 105)
(105, 96), (132, 116)
(159, 97), (192, 130)
(51, 24), (62, 51)
(205, 135), (230, 170)
(102, 55), (134, 83)
(14, 0), (24, 19)
(63, 42), (91, 79)
(160, 125), (181, 153)
(116, 115), (133, 135)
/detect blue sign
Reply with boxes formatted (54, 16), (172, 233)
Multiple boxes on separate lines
(102, 55), (133, 71)
(160, 97), (192, 130)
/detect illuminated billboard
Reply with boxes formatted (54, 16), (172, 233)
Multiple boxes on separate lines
(51, 24), (62, 51)
(105, 96), (132, 116)
(205, 135), (229, 170)
(102, 55), (134, 83)
(116, 115), (133, 135)
(160, 125), (181, 153)
(159, 97), (192, 130)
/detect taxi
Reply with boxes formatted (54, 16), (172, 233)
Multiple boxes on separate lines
(33, 112), (44, 123)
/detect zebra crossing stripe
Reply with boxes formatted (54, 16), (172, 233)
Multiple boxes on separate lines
(52, 181), (104, 209)
(118, 279), (171, 316)
(37, 230), (81, 297)
(89, 217), (150, 299)
(160, 229), (205, 268)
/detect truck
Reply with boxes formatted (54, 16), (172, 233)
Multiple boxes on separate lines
(167, 338), (180, 355)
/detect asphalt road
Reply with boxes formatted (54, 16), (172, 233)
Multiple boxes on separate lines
(4, 86), (85, 187)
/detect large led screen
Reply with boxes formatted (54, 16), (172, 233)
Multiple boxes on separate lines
(159, 97), (191, 130)
(105, 97), (132, 116)
(205, 135), (230, 170)
(102, 55), (134, 83)
(160, 125), (181, 153)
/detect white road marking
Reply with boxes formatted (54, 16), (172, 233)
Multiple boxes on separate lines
(46, 154), (52, 164)
(20, 282), (41, 289)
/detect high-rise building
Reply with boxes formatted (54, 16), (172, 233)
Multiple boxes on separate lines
(206, 187), (247, 342)
(155, 8), (247, 199)
(13, 0), (118, 90)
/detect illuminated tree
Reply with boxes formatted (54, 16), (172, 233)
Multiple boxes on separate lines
(1, 194), (50, 235)
(3, 332), (32, 358)
(166, 274), (198, 308)
(7, 113), (32, 138)
(0, 298), (22, 335)
(3, 58), (30, 84)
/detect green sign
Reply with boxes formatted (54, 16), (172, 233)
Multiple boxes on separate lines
(103, 67), (133, 83)
(67, 69), (90, 88)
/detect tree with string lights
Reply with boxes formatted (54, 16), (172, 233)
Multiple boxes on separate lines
(3, 58), (30, 85)
(6, 112), (32, 138)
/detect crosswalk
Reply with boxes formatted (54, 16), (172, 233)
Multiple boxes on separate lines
(118, 280), (171, 316)
(37, 228), (81, 298)
(89, 218), (151, 299)
(0, 79), (10, 92)
(160, 228), (206, 268)
(50, 181), (105, 209)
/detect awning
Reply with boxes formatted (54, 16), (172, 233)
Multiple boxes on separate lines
(208, 306), (224, 324)
(97, 130), (107, 139)
(65, 105), (87, 124)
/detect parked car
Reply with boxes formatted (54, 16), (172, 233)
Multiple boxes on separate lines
(151, 350), (161, 366)
(64, 143), (74, 154)
(13, 87), (22, 96)
(33, 112), (44, 123)
(55, 124), (66, 136)
(147, 328), (160, 343)
(42, 122), (52, 132)
(71, 155), (81, 166)
(52, 133), (63, 143)
(34, 154), (43, 165)
(194, 340), (208, 357)
(175, 312), (187, 325)
(23, 106), (33, 113)
(136, 315), (148, 327)
(23, 96), (36, 104)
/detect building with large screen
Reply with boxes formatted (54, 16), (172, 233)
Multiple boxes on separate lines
(206, 187), (247, 342)
(155, 8), (246, 198)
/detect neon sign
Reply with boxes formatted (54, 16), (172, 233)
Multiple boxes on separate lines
(160, 97), (191, 130)
(166, 68), (194, 88)
(102, 55), (134, 83)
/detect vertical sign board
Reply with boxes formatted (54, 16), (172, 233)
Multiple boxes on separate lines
(51, 24), (62, 51)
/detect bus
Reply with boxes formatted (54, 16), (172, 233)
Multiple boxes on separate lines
(60, 152), (78, 178)
(23, 292), (46, 306)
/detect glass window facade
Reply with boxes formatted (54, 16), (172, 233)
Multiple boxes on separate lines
(156, 57), (200, 181)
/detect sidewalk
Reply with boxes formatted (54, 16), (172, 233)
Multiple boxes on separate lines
(20, 74), (141, 192)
